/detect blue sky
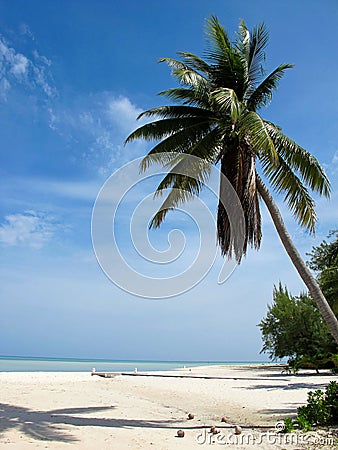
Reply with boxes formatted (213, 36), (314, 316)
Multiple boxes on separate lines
(0, 0), (337, 361)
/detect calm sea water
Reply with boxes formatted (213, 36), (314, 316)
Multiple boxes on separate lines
(0, 356), (266, 372)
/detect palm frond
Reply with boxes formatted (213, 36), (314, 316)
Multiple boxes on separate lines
(211, 87), (241, 121)
(236, 19), (251, 58)
(149, 179), (196, 228)
(246, 22), (269, 86)
(234, 20), (250, 92)
(137, 105), (214, 120)
(158, 57), (189, 72)
(204, 16), (245, 99)
(144, 128), (221, 187)
(177, 51), (211, 75)
(140, 122), (216, 171)
(204, 15), (232, 60)
(154, 153), (212, 194)
(172, 68), (211, 92)
(158, 87), (201, 106)
(125, 116), (211, 144)
(158, 83), (211, 108)
(159, 57), (210, 90)
(265, 122), (331, 197)
(260, 153), (318, 232)
(238, 111), (278, 165)
(149, 156), (213, 228)
(247, 64), (294, 109)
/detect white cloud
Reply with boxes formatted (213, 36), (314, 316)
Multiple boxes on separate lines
(10, 53), (29, 76)
(0, 35), (56, 100)
(0, 211), (61, 249)
(32, 50), (51, 66)
(107, 96), (143, 134)
(48, 93), (148, 177)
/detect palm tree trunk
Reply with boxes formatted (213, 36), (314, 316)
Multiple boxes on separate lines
(256, 175), (338, 344)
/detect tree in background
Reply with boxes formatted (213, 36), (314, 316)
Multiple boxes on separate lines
(259, 283), (337, 372)
(126, 16), (338, 342)
(308, 230), (338, 316)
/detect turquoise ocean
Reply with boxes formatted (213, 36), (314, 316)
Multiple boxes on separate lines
(0, 356), (266, 372)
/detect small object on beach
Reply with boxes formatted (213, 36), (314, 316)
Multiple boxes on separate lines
(221, 416), (227, 423)
(234, 425), (242, 435)
(212, 428), (220, 434)
(92, 368), (96, 373)
(210, 426), (216, 433)
(188, 413), (194, 420)
(134, 368), (138, 373)
(177, 430), (185, 438)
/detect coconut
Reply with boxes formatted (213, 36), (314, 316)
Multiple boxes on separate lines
(234, 425), (242, 435)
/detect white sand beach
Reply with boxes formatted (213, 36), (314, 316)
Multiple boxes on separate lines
(0, 364), (337, 449)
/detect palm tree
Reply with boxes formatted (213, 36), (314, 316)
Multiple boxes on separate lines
(125, 16), (338, 342)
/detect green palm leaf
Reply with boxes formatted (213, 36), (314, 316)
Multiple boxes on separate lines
(140, 123), (216, 171)
(245, 23), (269, 86)
(125, 116), (211, 143)
(149, 157), (212, 228)
(137, 105), (214, 120)
(265, 122), (331, 196)
(205, 16), (245, 98)
(177, 51), (211, 75)
(211, 87), (241, 121)
(247, 64), (294, 109)
(159, 57), (209, 88)
(238, 111), (278, 164)
(260, 153), (317, 232)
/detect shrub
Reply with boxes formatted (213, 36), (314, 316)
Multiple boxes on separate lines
(295, 381), (338, 428)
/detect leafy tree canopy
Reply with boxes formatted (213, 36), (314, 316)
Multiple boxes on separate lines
(259, 283), (336, 362)
(308, 230), (338, 315)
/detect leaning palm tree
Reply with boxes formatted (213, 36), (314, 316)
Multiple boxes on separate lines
(125, 16), (338, 342)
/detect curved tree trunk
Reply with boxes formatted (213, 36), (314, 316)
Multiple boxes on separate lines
(256, 175), (338, 344)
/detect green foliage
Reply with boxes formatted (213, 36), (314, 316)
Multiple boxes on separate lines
(282, 417), (295, 433)
(295, 415), (312, 431)
(308, 230), (338, 316)
(258, 283), (336, 362)
(295, 382), (338, 427)
(325, 380), (338, 423)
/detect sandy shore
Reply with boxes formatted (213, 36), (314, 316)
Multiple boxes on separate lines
(0, 364), (337, 449)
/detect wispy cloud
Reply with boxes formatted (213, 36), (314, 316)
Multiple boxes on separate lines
(49, 93), (147, 177)
(0, 33), (57, 101)
(0, 211), (62, 249)
(0, 27), (148, 179)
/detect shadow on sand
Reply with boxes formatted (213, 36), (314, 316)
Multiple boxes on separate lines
(243, 381), (329, 391)
(0, 403), (210, 443)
